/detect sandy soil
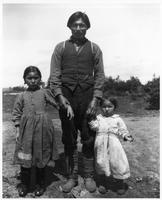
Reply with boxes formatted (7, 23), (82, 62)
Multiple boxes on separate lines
(2, 111), (160, 198)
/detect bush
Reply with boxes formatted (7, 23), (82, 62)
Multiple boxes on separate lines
(144, 77), (160, 110)
(125, 76), (142, 93)
(12, 86), (26, 92)
(103, 76), (143, 96)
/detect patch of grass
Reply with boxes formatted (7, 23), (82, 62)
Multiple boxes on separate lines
(3, 93), (59, 119)
(3, 94), (16, 113)
(3, 93), (153, 116)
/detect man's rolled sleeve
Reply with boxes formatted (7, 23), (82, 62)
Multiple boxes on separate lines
(93, 43), (105, 98)
(14, 120), (20, 127)
(49, 42), (64, 97)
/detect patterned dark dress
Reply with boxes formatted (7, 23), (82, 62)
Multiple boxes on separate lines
(12, 88), (59, 168)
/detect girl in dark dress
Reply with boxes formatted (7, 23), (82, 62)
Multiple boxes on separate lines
(12, 66), (73, 197)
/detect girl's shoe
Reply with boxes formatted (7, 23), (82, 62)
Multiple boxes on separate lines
(18, 167), (31, 197)
(114, 179), (128, 195)
(97, 174), (107, 194)
(34, 184), (45, 196)
(35, 167), (45, 196)
(116, 183), (127, 195)
(17, 183), (28, 197)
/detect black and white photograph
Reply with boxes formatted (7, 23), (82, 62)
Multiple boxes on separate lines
(2, 0), (160, 198)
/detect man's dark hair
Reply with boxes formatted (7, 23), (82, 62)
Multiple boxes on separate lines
(67, 11), (91, 29)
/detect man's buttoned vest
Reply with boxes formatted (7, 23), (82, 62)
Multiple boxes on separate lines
(61, 40), (94, 91)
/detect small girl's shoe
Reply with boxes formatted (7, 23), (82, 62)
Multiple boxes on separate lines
(97, 174), (107, 194)
(116, 184), (127, 195)
(114, 179), (128, 195)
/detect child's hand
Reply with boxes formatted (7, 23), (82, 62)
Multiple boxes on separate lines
(15, 126), (20, 142)
(88, 120), (99, 131)
(47, 160), (55, 168)
(124, 134), (134, 142)
(66, 105), (74, 120)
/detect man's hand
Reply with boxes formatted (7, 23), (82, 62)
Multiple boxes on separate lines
(86, 97), (100, 117)
(15, 126), (20, 142)
(56, 95), (74, 119)
(56, 94), (69, 109)
(66, 105), (74, 120)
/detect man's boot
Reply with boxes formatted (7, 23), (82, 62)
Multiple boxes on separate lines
(35, 167), (46, 196)
(83, 157), (96, 193)
(61, 149), (78, 193)
(65, 155), (71, 175)
(18, 167), (31, 197)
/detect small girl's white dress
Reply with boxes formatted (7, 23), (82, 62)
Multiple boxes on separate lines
(89, 114), (130, 179)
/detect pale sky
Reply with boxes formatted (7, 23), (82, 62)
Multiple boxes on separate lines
(2, 0), (160, 87)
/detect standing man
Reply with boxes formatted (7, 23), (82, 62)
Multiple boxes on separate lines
(49, 11), (105, 193)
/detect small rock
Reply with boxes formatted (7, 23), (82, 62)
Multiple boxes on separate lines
(80, 190), (88, 197)
(136, 177), (142, 182)
(129, 186), (133, 190)
(71, 186), (82, 198)
(59, 185), (63, 192)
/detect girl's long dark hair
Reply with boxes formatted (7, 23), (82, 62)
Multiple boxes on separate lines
(23, 66), (42, 80)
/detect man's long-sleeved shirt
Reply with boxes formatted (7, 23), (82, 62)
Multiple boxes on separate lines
(49, 39), (105, 98)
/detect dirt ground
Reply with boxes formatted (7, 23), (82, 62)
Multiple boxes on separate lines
(2, 93), (160, 198)
(3, 111), (160, 198)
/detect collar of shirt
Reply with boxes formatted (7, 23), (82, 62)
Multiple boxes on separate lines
(26, 86), (41, 92)
(98, 114), (120, 119)
(69, 35), (88, 46)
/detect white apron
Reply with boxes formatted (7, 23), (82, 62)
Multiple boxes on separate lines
(90, 114), (130, 179)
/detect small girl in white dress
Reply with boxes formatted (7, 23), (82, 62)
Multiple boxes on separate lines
(89, 97), (133, 195)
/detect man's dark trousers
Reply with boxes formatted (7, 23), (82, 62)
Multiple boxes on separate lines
(59, 85), (95, 179)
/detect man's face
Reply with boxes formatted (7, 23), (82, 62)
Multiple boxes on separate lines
(70, 18), (88, 39)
